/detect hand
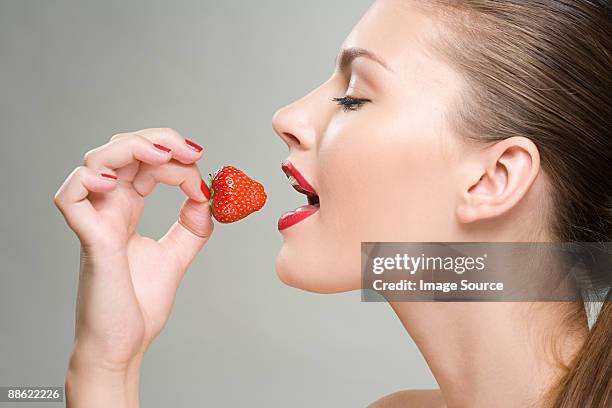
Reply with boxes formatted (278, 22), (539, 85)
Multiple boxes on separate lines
(54, 128), (213, 406)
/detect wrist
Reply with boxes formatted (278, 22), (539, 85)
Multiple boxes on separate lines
(79, 244), (129, 267)
(68, 343), (144, 372)
(66, 349), (143, 407)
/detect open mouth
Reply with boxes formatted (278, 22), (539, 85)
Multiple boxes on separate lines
(282, 161), (320, 205)
(278, 160), (320, 231)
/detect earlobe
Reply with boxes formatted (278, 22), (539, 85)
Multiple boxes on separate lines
(456, 137), (540, 224)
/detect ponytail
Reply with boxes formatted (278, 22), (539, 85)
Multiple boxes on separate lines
(552, 293), (612, 407)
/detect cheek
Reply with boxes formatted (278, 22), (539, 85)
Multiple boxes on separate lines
(318, 107), (458, 241)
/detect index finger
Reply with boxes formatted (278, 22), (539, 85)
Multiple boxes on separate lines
(111, 128), (204, 165)
(83, 134), (173, 170)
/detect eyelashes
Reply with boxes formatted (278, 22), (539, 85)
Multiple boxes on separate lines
(332, 95), (372, 112)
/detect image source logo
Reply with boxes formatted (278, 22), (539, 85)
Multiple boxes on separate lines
(361, 242), (612, 302)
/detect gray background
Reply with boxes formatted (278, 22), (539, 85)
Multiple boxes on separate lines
(0, 1), (436, 406)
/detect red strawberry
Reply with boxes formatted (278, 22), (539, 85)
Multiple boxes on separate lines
(208, 166), (267, 223)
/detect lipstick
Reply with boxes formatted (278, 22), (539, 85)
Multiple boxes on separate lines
(279, 160), (320, 231)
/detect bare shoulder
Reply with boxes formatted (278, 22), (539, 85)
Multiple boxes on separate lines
(367, 389), (446, 408)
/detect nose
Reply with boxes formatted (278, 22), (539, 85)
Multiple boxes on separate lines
(272, 99), (316, 151)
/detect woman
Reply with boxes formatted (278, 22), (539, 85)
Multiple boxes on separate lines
(54, 0), (611, 406)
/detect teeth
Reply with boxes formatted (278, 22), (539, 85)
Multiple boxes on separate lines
(283, 165), (320, 207)
(287, 175), (299, 187)
(286, 172), (318, 201)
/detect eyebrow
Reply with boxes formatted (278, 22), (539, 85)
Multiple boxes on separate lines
(336, 47), (393, 72)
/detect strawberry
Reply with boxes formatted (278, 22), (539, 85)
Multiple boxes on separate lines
(207, 166), (267, 223)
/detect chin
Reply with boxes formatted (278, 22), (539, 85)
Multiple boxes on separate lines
(275, 243), (361, 294)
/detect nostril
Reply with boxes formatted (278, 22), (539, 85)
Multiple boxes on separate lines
(282, 132), (301, 147)
(272, 106), (313, 149)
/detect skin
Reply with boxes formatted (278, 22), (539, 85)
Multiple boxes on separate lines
(55, 1), (587, 407)
(55, 128), (212, 406)
(275, 1), (585, 407)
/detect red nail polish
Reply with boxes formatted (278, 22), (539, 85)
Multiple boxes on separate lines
(100, 173), (118, 180)
(185, 139), (203, 152)
(153, 143), (172, 153)
(201, 179), (211, 200)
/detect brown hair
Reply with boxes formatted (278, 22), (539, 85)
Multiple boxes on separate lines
(425, 0), (611, 406)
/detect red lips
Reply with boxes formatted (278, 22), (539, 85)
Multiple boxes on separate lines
(278, 160), (320, 231)
(277, 205), (319, 231)
(281, 160), (316, 195)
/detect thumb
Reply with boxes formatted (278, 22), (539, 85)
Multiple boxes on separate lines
(159, 198), (214, 274)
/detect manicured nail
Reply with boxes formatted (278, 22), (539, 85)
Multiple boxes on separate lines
(185, 139), (203, 153)
(100, 173), (118, 180)
(153, 143), (172, 153)
(201, 179), (211, 200)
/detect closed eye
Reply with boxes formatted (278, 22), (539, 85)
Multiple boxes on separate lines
(332, 96), (372, 112)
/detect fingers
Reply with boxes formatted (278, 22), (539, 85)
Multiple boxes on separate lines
(83, 134), (173, 171)
(159, 198), (214, 276)
(56, 128), (209, 250)
(54, 167), (118, 241)
(111, 128), (204, 165)
(131, 160), (208, 202)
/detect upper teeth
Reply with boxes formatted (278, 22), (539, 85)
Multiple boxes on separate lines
(287, 175), (299, 187)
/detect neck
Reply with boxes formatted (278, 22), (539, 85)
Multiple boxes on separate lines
(389, 301), (587, 408)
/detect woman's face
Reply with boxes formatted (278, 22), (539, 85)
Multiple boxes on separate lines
(273, 0), (468, 292)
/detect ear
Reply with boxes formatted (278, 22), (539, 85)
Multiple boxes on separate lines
(456, 136), (540, 224)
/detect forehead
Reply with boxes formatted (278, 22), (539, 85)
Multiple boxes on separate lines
(341, 0), (464, 105)
(342, 0), (446, 75)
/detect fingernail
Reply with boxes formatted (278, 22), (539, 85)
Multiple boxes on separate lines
(153, 143), (172, 153)
(185, 139), (203, 153)
(100, 172), (118, 180)
(201, 179), (211, 200)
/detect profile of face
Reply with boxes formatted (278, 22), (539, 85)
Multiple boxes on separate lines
(272, 0), (542, 293)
